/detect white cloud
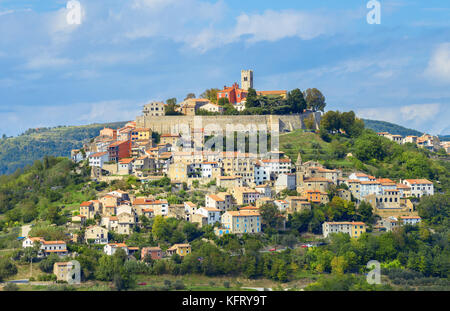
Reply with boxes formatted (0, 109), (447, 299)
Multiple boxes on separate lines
(425, 42), (450, 83)
(399, 103), (441, 122)
(233, 10), (331, 43)
(185, 9), (337, 52)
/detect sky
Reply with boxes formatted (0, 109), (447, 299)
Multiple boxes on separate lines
(0, 0), (449, 136)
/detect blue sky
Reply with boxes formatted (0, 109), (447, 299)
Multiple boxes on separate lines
(0, 0), (449, 136)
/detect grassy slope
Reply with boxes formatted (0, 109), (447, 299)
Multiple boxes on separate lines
(280, 130), (357, 170)
(0, 122), (127, 175)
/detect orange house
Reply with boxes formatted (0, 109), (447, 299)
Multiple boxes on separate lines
(108, 140), (131, 162)
(217, 83), (248, 104)
(305, 190), (330, 205)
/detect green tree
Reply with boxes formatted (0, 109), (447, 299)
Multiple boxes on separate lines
(304, 88), (326, 111)
(417, 194), (449, 227)
(184, 93), (196, 100)
(217, 97), (230, 106)
(0, 258), (18, 281)
(357, 201), (373, 223)
(245, 88), (258, 109)
(287, 88), (306, 113)
(200, 88), (220, 103)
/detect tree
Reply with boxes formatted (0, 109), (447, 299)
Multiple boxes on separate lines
(245, 88), (258, 109)
(260, 203), (283, 233)
(165, 98), (181, 115)
(200, 88), (220, 103)
(287, 88), (306, 113)
(354, 131), (386, 161)
(304, 88), (326, 111)
(217, 97), (230, 106)
(357, 201), (373, 223)
(417, 194), (449, 226)
(0, 258), (18, 281)
(331, 256), (348, 275)
(184, 93), (196, 100)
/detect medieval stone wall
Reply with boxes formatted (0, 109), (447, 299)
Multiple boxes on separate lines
(135, 112), (321, 134)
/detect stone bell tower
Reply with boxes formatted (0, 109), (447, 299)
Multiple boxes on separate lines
(241, 69), (253, 91)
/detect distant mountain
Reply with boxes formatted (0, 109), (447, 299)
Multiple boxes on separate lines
(362, 119), (423, 137)
(0, 122), (128, 175)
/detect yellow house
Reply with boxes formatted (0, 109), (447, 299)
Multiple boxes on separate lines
(79, 201), (95, 219)
(322, 221), (366, 238)
(167, 244), (191, 257)
(132, 128), (152, 141)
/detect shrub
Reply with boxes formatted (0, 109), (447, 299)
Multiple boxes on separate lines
(174, 279), (185, 290)
(3, 283), (19, 291)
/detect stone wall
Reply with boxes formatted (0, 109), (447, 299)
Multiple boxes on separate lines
(136, 112), (321, 134)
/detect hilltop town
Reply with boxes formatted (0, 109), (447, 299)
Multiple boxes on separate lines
(0, 70), (448, 291)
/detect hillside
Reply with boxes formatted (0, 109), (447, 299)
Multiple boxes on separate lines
(0, 117), (444, 176)
(280, 128), (450, 193)
(362, 119), (423, 137)
(0, 122), (128, 175)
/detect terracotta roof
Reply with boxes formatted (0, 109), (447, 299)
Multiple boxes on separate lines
(225, 210), (260, 217)
(256, 90), (287, 96)
(109, 140), (130, 147)
(240, 206), (259, 210)
(109, 243), (127, 248)
(119, 158), (134, 164)
(133, 197), (154, 205)
(207, 194), (225, 202)
(42, 240), (66, 245)
(80, 201), (93, 207)
(404, 179), (433, 185)
(90, 152), (108, 158)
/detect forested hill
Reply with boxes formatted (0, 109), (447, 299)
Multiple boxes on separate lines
(362, 119), (423, 137)
(0, 122), (127, 175)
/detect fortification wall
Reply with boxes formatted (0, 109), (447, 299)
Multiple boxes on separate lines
(136, 112), (321, 134)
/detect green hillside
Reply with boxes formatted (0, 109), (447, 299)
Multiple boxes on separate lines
(280, 128), (450, 193)
(0, 122), (128, 175)
(362, 119), (423, 137)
